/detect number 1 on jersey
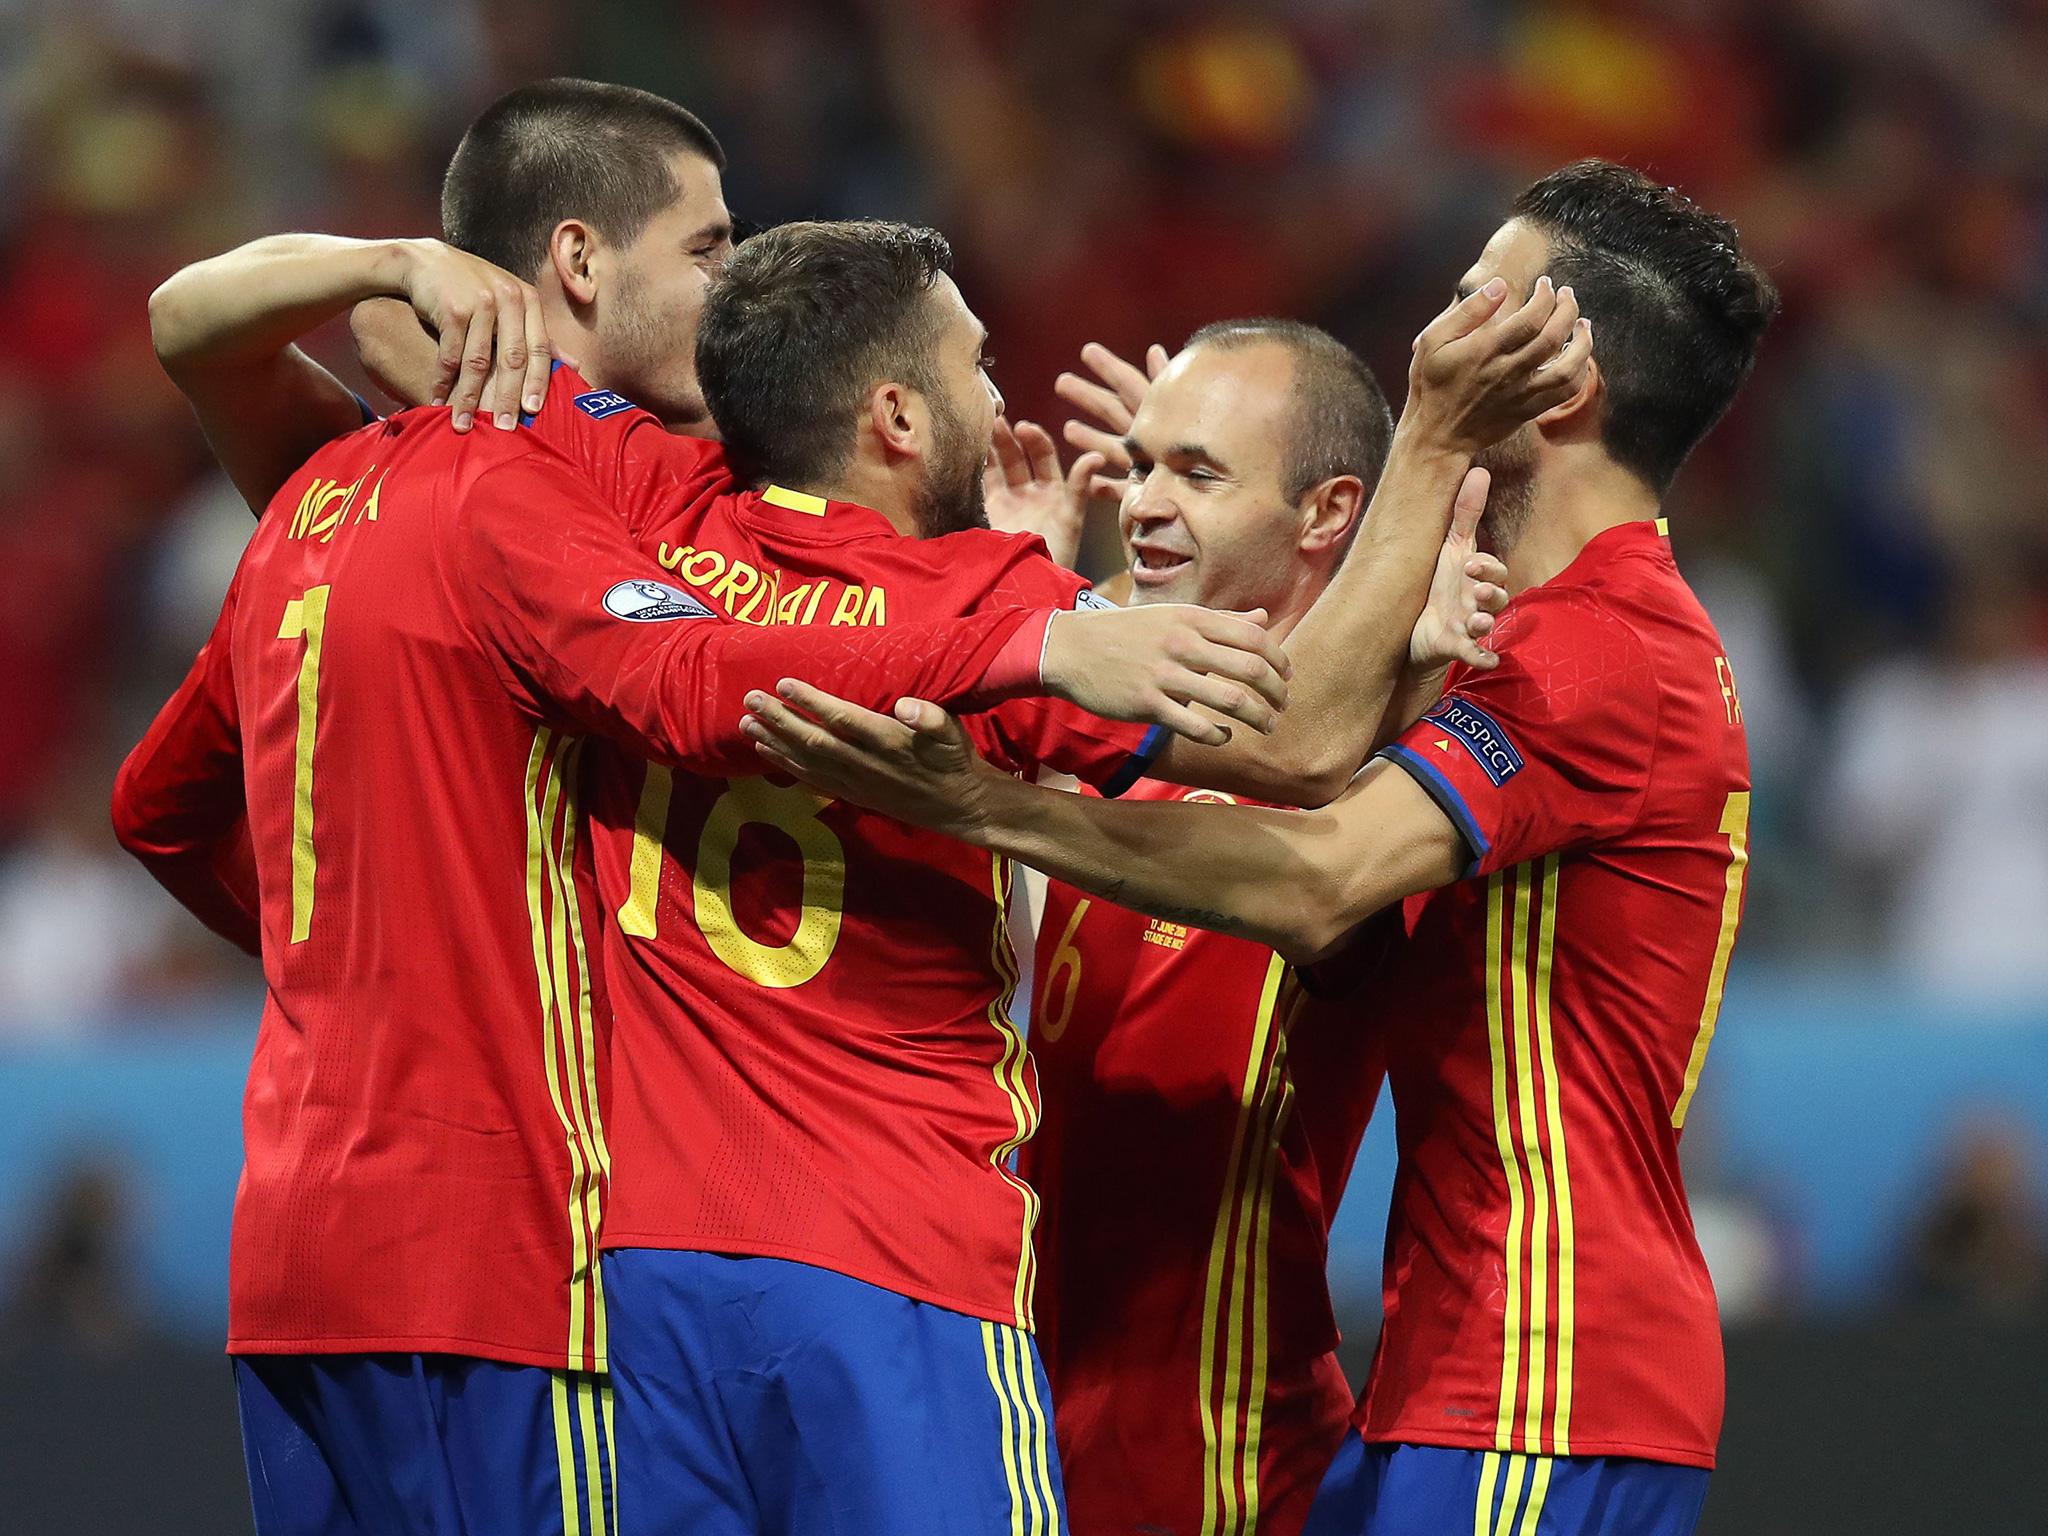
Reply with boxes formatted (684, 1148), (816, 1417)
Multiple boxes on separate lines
(276, 585), (332, 944)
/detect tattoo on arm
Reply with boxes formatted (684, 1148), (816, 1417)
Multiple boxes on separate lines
(1093, 875), (1258, 940)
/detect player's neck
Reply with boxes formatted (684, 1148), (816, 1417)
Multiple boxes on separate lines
(1256, 570), (1328, 644)
(1502, 452), (1661, 594)
(809, 461), (921, 538)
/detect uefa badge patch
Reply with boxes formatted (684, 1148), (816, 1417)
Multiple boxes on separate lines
(1424, 697), (1525, 785)
(574, 388), (637, 420)
(602, 580), (715, 622)
(1073, 588), (1118, 611)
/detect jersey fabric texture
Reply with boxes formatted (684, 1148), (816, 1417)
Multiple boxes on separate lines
(111, 395), (1083, 1374)
(603, 1250), (1066, 1536)
(1024, 779), (1382, 1536)
(517, 390), (1158, 1330)
(234, 1354), (615, 1536)
(1355, 518), (1752, 1469)
(1301, 1434), (1709, 1536)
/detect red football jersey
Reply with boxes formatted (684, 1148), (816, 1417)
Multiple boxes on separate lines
(577, 484), (1157, 1330)
(1023, 779), (1382, 1536)
(1355, 517), (1751, 1469)
(113, 404), (1087, 1372)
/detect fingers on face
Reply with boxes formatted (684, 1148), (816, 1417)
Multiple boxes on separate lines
(1420, 277), (1510, 350)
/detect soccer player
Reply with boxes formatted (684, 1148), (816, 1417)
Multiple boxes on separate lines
(150, 77), (739, 521)
(741, 160), (1778, 1536)
(1022, 319), (1510, 1536)
(115, 97), (1287, 1536)
(570, 220), (1574, 1536)
(148, 206), (1576, 1536)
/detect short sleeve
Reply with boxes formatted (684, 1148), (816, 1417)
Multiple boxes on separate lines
(1378, 590), (1658, 877)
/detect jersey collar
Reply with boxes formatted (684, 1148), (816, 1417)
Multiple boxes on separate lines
(747, 482), (899, 541)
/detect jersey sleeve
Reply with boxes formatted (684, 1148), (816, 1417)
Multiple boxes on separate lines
(445, 456), (1057, 777)
(110, 570), (261, 954)
(1376, 590), (1657, 878)
(963, 542), (1163, 793)
(521, 364), (728, 540)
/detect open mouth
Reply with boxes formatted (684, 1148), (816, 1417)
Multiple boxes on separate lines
(1130, 545), (1194, 586)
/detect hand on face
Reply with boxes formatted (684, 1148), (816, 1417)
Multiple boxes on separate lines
(1405, 274), (1593, 455)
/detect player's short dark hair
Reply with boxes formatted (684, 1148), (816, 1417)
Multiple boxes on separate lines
(696, 220), (956, 487)
(1509, 160), (1778, 492)
(441, 78), (725, 281)
(1184, 318), (1395, 504)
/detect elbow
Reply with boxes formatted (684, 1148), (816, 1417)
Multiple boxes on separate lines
(1269, 863), (1363, 966)
(1261, 740), (1359, 810)
(109, 757), (161, 860)
(148, 273), (210, 378)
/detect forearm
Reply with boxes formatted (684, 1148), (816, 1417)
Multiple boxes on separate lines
(112, 746), (260, 955)
(1159, 427), (1470, 804)
(561, 607), (1054, 776)
(150, 234), (415, 374)
(1371, 663), (1451, 756)
(961, 772), (1348, 961)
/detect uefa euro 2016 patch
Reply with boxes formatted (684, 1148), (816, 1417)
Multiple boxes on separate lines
(603, 580), (715, 621)
(1424, 696), (1524, 785)
(574, 389), (637, 420)
(1073, 587), (1117, 611)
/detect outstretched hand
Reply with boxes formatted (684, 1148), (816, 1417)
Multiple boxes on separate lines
(1057, 341), (1170, 497)
(984, 417), (1101, 570)
(741, 685), (992, 839)
(1409, 467), (1510, 673)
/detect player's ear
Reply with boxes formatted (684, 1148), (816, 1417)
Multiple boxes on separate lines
(1299, 474), (1365, 558)
(1535, 355), (1602, 435)
(548, 220), (600, 307)
(867, 381), (923, 464)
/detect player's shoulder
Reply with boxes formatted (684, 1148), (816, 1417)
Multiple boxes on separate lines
(942, 527), (1092, 603)
(526, 365), (723, 470)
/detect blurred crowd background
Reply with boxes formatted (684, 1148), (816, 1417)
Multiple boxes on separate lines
(1, 0), (2045, 1528)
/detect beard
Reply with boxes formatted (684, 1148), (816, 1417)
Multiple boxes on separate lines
(600, 268), (709, 429)
(909, 385), (990, 539)
(1473, 423), (1539, 555)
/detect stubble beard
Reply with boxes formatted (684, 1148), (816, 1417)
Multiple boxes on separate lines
(1473, 423), (1539, 556)
(601, 268), (709, 429)
(911, 386), (990, 539)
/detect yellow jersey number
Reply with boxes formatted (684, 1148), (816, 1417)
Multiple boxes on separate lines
(275, 585), (332, 943)
(1037, 898), (1092, 1043)
(616, 766), (847, 988)
(1671, 790), (1750, 1127)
